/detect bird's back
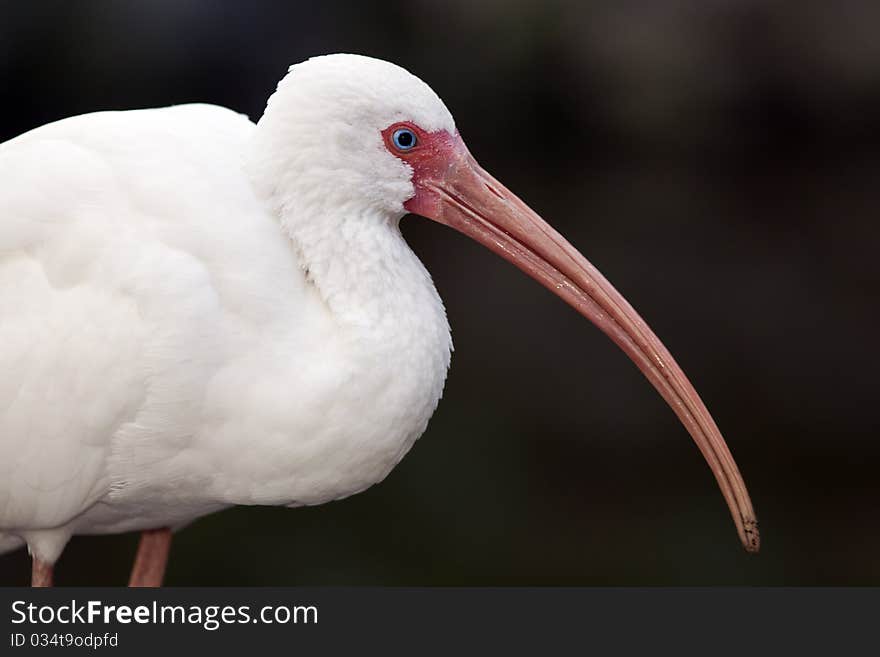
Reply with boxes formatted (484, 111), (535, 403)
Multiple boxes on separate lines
(0, 104), (316, 545)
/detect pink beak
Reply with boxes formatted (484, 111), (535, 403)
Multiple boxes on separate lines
(413, 140), (760, 553)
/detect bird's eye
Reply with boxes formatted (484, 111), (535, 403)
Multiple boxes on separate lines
(391, 127), (417, 151)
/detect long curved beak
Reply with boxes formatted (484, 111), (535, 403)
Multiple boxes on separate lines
(418, 147), (759, 553)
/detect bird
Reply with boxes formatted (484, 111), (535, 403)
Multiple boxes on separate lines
(0, 53), (759, 587)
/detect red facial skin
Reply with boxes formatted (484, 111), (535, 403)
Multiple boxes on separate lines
(381, 123), (466, 218)
(381, 122), (761, 553)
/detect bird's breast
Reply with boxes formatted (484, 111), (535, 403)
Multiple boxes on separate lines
(184, 280), (454, 509)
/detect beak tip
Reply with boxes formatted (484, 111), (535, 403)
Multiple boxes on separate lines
(741, 517), (761, 554)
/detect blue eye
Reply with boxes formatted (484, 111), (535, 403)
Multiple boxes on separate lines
(392, 128), (417, 151)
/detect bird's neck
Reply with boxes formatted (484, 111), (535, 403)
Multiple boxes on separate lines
(244, 126), (451, 359)
(284, 202), (452, 350)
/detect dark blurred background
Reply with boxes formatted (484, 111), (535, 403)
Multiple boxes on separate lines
(1, 1), (878, 585)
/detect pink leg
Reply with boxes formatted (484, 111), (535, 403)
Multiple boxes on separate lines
(128, 527), (172, 587)
(31, 558), (53, 587)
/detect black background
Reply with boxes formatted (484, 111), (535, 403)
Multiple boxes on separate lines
(0, 1), (878, 585)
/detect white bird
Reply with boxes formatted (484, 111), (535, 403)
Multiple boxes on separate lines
(0, 54), (759, 587)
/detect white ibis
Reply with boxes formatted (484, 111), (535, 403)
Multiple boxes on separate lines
(0, 54), (758, 587)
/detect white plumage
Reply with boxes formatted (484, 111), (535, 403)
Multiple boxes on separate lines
(1, 55), (453, 565)
(1, 53), (760, 582)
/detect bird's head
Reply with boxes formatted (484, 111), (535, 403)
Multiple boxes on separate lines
(249, 53), (759, 553)
(248, 53), (456, 218)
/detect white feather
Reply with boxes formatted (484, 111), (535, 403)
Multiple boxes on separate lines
(0, 54), (454, 563)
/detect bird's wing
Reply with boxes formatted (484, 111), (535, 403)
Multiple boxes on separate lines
(0, 129), (157, 530)
(0, 104), (265, 532)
